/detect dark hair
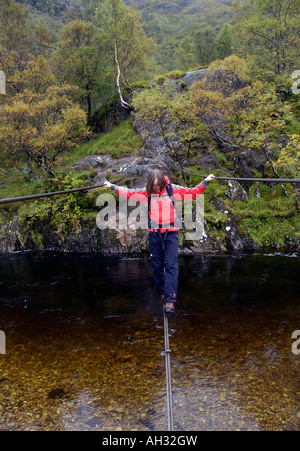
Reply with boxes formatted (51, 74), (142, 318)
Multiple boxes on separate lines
(146, 169), (167, 196)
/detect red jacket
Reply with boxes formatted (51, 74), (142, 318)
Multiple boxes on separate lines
(111, 176), (208, 233)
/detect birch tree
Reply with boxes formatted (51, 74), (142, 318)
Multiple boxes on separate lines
(97, 0), (156, 110)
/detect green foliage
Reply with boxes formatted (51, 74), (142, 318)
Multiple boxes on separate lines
(216, 24), (233, 60)
(132, 81), (206, 170)
(137, 0), (234, 72)
(289, 93), (300, 122)
(174, 37), (197, 71)
(189, 56), (300, 185)
(233, 0), (300, 77)
(276, 135), (300, 177)
(195, 27), (217, 66)
(0, 0), (56, 61)
(239, 216), (299, 248)
(19, 175), (85, 241)
(53, 19), (112, 122)
(228, 81), (300, 180)
(0, 0), (30, 55)
(96, 0), (156, 89)
(0, 72), (90, 178)
(18, 0), (68, 17)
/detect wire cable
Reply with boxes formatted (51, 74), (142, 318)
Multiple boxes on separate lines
(163, 307), (174, 431)
(0, 169), (299, 206)
(0, 184), (106, 206)
(173, 167), (299, 184)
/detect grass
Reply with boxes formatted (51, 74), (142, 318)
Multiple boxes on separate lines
(154, 70), (187, 85)
(231, 185), (298, 218)
(0, 169), (43, 202)
(62, 119), (143, 169)
(239, 215), (300, 247)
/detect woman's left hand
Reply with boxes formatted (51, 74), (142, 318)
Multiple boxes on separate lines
(205, 174), (216, 182)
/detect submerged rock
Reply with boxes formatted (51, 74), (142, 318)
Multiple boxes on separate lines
(48, 387), (69, 399)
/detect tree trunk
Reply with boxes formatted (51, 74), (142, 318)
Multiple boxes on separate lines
(114, 39), (131, 111)
(86, 85), (92, 125)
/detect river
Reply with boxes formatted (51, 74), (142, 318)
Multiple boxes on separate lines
(0, 251), (299, 431)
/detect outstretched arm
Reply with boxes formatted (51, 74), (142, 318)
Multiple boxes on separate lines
(172, 174), (215, 199)
(103, 181), (148, 201)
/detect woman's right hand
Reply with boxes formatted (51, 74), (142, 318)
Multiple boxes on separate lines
(104, 181), (112, 188)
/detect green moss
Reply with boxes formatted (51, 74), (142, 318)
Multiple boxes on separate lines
(63, 119), (143, 168)
(154, 70), (187, 85)
(239, 216), (299, 247)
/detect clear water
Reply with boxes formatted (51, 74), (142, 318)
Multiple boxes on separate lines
(0, 251), (299, 431)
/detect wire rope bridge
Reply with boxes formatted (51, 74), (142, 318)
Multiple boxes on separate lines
(0, 171), (299, 431)
(162, 307), (174, 431)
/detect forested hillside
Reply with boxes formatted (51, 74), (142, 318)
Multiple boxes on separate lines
(0, 0), (299, 253)
(16, 0), (235, 72)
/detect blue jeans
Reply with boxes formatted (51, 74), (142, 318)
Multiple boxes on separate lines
(149, 231), (179, 303)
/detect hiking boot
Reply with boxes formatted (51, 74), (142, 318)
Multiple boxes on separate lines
(164, 302), (175, 314)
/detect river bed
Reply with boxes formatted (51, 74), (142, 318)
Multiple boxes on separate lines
(0, 251), (299, 431)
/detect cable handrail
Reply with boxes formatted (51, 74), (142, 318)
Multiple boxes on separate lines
(0, 169), (299, 206)
(0, 183), (106, 206)
(173, 167), (299, 184)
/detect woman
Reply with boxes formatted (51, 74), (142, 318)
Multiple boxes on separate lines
(105, 169), (215, 313)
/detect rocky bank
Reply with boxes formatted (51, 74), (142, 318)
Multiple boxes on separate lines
(0, 69), (299, 254)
